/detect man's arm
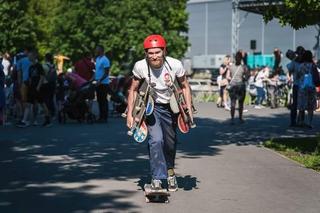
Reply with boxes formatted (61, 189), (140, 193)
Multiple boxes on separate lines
(177, 75), (192, 116)
(126, 77), (140, 128)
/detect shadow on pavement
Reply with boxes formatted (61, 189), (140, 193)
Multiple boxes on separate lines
(0, 108), (319, 212)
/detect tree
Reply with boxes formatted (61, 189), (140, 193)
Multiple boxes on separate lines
(263, 0), (320, 29)
(50, 0), (189, 74)
(0, 0), (38, 54)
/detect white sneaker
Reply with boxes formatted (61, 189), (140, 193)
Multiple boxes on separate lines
(224, 106), (231, 111)
(243, 109), (248, 113)
(167, 176), (178, 192)
(151, 179), (162, 190)
(254, 105), (262, 109)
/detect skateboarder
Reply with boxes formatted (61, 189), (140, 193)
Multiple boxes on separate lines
(126, 35), (193, 192)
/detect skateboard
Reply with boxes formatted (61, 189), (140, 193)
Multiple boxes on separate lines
(168, 79), (196, 133)
(144, 184), (170, 203)
(133, 120), (148, 143)
(127, 79), (154, 143)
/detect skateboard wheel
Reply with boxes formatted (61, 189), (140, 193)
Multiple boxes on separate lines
(127, 130), (133, 136)
(139, 91), (145, 96)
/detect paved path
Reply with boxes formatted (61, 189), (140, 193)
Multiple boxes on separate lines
(0, 103), (319, 213)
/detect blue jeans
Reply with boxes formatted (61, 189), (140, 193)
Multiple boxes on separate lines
(146, 104), (177, 180)
(255, 86), (265, 105)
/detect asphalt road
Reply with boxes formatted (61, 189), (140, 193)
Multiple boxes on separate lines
(0, 103), (319, 213)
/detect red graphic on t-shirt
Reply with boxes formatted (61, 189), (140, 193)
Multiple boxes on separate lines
(164, 72), (171, 86)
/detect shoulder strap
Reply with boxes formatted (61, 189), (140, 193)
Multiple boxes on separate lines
(229, 65), (241, 85)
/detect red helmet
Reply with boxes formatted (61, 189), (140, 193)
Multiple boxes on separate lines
(143, 34), (166, 50)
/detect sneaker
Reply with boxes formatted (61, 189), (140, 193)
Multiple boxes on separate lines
(243, 109), (248, 113)
(150, 179), (162, 190)
(16, 121), (30, 128)
(167, 176), (178, 192)
(33, 120), (39, 126)
(224, 106), (231, 111)
(254, 105), (262, 109)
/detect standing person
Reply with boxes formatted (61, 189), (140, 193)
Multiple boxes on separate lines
(2, 52), (11, 77)
(0, 62), (5, 125)
(74, 52), (95, 81)
(42, 53), (57, 118)
(126, 35), (193, 191)
(287, 46), (305, 127)
(254, 67), (269, 109)
(17, 50), (52, 128)
(218, 55), (231, 110)
(227, 51), (249, 124)
(95, 45), (111, 123)
(273, 48), (282, 70)
(15, 48), (31, 123)
(296, 50), (319, 128)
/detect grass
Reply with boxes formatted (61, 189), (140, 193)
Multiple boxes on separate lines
(264, 137), (320, 171)
(193, 92), (252, 104)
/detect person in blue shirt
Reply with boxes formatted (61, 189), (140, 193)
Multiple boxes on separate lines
(16, 49), (31, 104)
(95, 45), (111, 122)
(287, 46), (305, 127)
(0, 61), (5, 125)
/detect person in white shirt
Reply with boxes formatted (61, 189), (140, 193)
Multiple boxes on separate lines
(254, 67), (269, 109)
(127, 35), (192, 191)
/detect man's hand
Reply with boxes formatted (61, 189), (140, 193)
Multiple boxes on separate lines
(126, 114), (134, 129)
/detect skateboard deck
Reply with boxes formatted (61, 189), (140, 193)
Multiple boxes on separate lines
(177, 113), (190, 133)
(168, 79), (196, 133)
(133, 121), (148, 143)
(145, 96), (154, 116)
(144, 184), (170, 203)
(127, 80), (151, 140)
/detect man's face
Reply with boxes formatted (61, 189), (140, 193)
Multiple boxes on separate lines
(146, 48), (164, 69)
(95, 47), (102, 57)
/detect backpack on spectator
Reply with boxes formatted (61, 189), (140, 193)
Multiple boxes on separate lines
(299, 63), (316, 89)
(46, 63), (57, 86)
(311, 64), (320, 87)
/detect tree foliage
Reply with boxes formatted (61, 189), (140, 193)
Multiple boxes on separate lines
(263, 0), (320, 29)
(0, 0), (189, 75)
(0, 0), (38, 53)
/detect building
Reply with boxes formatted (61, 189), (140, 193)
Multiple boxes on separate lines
(186, 0), (318, 59)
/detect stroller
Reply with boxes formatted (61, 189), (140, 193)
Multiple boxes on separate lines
(109, 76), (129, 115)
(58, 72), (96, 124)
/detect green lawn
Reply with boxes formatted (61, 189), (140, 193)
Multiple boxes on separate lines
(264, 137), (320, 171)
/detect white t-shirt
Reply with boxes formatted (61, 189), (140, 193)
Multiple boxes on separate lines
(132, 56), (185, 104)
(2, 58), (10, 76)
(255, 70), (267, 87)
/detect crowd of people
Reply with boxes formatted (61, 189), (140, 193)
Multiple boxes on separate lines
(0, 46), (129, 127)
(216, 47), (320, 128)
(1, 45), (320, 129)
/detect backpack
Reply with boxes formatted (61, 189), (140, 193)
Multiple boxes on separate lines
(311, 64), (320, 87)
(46, 63), (57, 85)
(300, 63), (314, 89)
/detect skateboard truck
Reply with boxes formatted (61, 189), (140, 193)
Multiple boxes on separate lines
(144, 184), (170, 203)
